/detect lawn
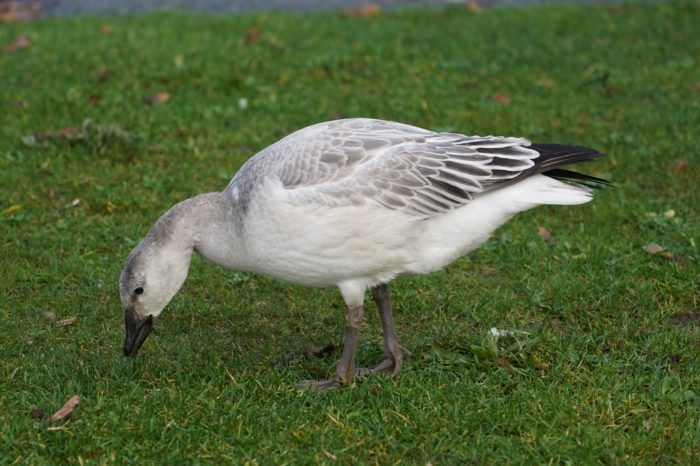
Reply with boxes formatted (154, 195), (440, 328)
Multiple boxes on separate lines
(1, 2), (698, 464)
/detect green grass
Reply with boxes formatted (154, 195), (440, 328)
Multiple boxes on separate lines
(1, 2), (699, 464)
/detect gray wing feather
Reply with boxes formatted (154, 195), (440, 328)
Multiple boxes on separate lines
(229, 119), (539, 219)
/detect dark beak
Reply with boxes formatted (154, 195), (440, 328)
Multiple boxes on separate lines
(123, 304), (154, 357)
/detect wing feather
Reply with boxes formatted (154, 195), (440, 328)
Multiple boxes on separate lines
(228, 118), (602, 219)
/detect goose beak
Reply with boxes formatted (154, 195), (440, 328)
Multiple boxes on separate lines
(123, 304), (153, 357)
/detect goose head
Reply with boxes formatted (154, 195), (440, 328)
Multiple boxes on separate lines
(119, 226), (194, 357)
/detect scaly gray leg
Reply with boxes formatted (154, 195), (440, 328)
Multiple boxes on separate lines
(358, 283), (412, 377)
(297, 304), (364, 391)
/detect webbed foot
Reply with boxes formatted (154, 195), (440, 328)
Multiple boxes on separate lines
(357, 342), (412, 377)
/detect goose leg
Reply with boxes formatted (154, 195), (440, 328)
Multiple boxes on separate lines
(358, 283), (412, 377)
(297, 304), (364, 391)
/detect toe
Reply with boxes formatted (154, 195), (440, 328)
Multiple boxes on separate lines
(297, 377), (345, 392)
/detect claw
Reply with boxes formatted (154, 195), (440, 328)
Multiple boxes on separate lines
(358, 343), (412, 378)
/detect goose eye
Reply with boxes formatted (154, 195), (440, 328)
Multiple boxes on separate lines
(134, 287), (144, 295)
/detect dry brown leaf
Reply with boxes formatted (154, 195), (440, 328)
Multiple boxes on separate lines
(666, 158), (687, 174)
(28, 127), (82, 144)
(244, 28), (264, 45)
(0, 1), (41, 23)
(143, 92), (170, 105)
(54, 317), (77, 327)
(538, 227), (557, 246)
(643, 243), (664, 255)
(491, 93), (511, 105)
(100, 24), (113, 35)
(495, 356), (514, 374)
(3, 33), (30, 52)
(644, 243), (681, 262)
(50, 396), (80, 422)
(323, 450), (338, 461)
(56, 127), (81, 138)
(342, 3), (380, 18)
(468, 0), (484, 14)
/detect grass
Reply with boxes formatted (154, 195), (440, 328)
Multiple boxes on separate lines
(1, 2), (698, 464)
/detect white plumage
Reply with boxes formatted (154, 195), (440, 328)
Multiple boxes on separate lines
(119, 118), (606, 389)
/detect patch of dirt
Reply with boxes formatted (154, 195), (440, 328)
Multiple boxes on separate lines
(669, 309), (700, 327)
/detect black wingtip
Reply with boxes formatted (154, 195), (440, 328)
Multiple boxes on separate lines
(529, 143), (605, 164)
(529, 143), (609, 187)
(543, 168), (611, 189)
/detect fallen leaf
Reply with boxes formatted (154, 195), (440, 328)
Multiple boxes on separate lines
(342, 3), (380, 18)
(143, 92), (170, 105)
(494, 356), (514, 374)
(659, 251), (682, 262)
(57, 127), (81, 138)
(3, 33), (30, 52)
(467, 0), (484, 14)
(54, 317), (77, 327)
(666, 158), (687, 174)
(100, 24), (113, 35)
(491, 93), (511, 105)
(50, 395), (80, 422)
(243, 28), (264, 45)
(30, 408), (44, 420)
(43, 310), (56, 321)
(643, 243), (664, 255)
(537, 227), (557, 246)
(22, 126), (83, 145)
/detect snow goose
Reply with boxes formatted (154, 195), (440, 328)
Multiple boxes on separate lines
(120, 118), (607, 390)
